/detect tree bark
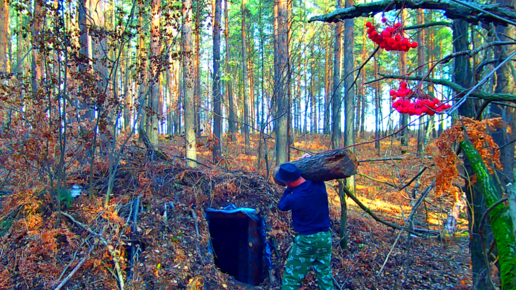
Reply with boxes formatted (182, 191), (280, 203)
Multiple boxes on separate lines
(0, 0), (9, 73)
(274, 148), (358, 184)
(212, 0), (222, 163)
(241, 0), (250, 154)
(194, 0), (201, 137)
(183, 0), (197, 167)
(417, 9), (426, 155)
(274, 0), (289, 165)
(149, 0), (161, 146)
(399, 9), (408, 147)
(331, 0), (343, 148)
(224, 0), (235, 141)
(453, 19), (494, 290)
(461, 139), (516, 290)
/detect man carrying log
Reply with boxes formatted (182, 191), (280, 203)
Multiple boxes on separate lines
(276, 157), (333, 290)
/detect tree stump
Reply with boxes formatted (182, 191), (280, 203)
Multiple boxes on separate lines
(274, 148), (358, 184)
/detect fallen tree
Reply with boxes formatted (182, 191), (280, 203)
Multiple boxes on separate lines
(274, 148), (359, 184)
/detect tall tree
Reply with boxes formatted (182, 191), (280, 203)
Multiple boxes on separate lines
(0, 0), (9, 73)
(491, 0), (516, 183)
(31, 0), (43, 96)
(194, 0), (201, 136)
(453, 19), (494, 290)
(149, 0), (161, 145)
(241, 0), (250, 153)
(399, 9), (408, 147)
(225, 0), (236, 141)
(331, 0), (346, 249)
(416, 9), (425, 154)
(342, 0), (354, 249)
(183, 0), (197, 167)
(274, 0), (289, 165)
(331, 0), (342, 149)
(78, 0), (94, 121)
(212, 0), (222, 162)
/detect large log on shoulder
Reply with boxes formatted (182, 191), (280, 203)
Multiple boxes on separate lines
(274, 148), (359, 184)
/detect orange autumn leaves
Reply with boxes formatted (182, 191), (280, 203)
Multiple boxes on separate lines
(433, 117), (508, 198)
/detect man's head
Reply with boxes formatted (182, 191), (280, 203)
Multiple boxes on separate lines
(274, 163), (306, 188)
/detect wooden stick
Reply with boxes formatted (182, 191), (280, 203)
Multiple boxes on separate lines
(377, 228), (404, 276)
(54, 246), (94, 290)
(62, 212), (125, 290)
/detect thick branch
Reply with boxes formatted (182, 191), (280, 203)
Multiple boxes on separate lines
(308, 0), (516, 26)
(376, 74), (516, 102)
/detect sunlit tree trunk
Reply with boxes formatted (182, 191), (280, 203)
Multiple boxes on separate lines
(0, 0), (9, 73)
(183, 0), (197, 167)
(241, 0), (250, 153)
(274, 0), (289, 165)
(149, 0), (161, 145)
(212, 0), (222, 162)
(31, 0), (43, 96)
(77, 0), (94, 121)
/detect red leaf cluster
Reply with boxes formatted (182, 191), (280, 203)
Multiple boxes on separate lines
(390, 81), (451, 116)
(365, 22), (418, 51)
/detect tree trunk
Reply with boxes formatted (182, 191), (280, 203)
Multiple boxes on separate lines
(461, 139), (516, 290)
(225, 0), (235, 141)
(274, 0), (289, 165)
(492, 0), (516, 240)
(324, 42), (332, 134)
(374, 56), (380, 152)
(0, 0), (9, 73)
(149, 0), (161, 146)
(241, 0), (250, 154)
(183, 0), (197, 167)
(331, 1), (343, 148)
(416, 9), (425, 155)
(399, 10), (408, 147)
(491, 0), (516, 184)
(31, 0), (43, 97)
(453, 19), (494, 290)
(194, 0), (201, 137)
(274, 148), (358, 184)
(212, 0), (222, 163)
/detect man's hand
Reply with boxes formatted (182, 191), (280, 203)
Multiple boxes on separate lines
(298, 153), (311, 160)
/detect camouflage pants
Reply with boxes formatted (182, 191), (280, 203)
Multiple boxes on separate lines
(281, 231), (333, 290)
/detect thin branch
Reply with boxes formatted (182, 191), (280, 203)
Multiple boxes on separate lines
(479, 197), (509, 234)
(398, 167), (428, 191)
(54, 245), (94, 290)
(357, 173), (398, 188)
(358, 157), (405, 162)
(376, 73), (516, 102)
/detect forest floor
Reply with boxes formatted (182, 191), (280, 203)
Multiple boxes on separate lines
(0, 132), (474, 289)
